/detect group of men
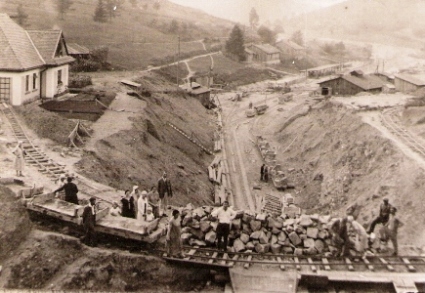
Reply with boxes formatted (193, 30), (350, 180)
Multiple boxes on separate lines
(330, 198), (402, 256)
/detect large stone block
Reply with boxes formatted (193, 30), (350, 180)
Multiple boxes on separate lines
(278, 231), (287, 242)
(255, 243), (270, 254)
(250, 220), (262, 231)
(182, 214), (193, 227)
(270, 235), (278, 245)
(303, 246), (318, 255)
(192, 207), (206, 219)
(189, 219), (200, 229)
(294, 248), (303, 256)
(250, 231), (261, 240)
(317, 230), (328, 239)
(246, 242), (255, 250)
(232, 218), (242, 230)
(284, 218), (295, 227)
(303, 238), (315, 248)
(268, 217), (283, 229)
(189, 228), (204, 240)
(306, 227), (319, 239)
(288, 232), (302, 246)
(205, 231), (216, 244)
(229, 230), (240, 240)
(299, 215), (313, 227)
(181, 233), (193, 244)
(242, 223), (251, 234)
(271, 244), (282, 254)
(202, 206), (213, 214)
(200, 220), (211, 233)
(319, 215), (331, 224)
(256, 213), (267, 221)
(314, 239), (325, 253)
(282, 246), (294, 254)
(271, 227), (281, 235)
(189, 239), (206, 247)
(233, 239), (246, 252)
(310, 214), (319, 221)
(259, 231), (270, 244)
(210, 221), (218, 232)
(240, 233), (250, 244)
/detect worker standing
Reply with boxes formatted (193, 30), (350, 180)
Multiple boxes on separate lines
(137, 190), (149, 220)
(158, 172), (173, 216)
(12, 141), (26, 177)
(81, 197), (97, 247)
(368, 198), (392, 234)
(210, 201), (236, 251)
(260, 164), (266, 181)
(53, 177), (79, 205)
(384, 207), (403, 256)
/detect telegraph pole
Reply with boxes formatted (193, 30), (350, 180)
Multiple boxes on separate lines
(177, 36), (181, 86)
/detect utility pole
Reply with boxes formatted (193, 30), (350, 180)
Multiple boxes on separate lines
(177, 36), (181, 86)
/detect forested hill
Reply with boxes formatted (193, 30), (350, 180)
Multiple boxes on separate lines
(0, 0), (234, 69)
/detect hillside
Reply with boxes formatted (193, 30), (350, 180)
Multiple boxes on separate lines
(286, 0), (425, 48)
(0, 0), (233, 69)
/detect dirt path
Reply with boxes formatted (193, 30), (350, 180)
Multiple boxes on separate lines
(85, 92), (147, 150)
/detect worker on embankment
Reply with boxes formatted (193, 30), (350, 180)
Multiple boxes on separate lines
(367, 198), (392, 234)
(53, 177), (79, 205)
(260, 164), (266, 181)
(347, 216), (368, 254)
(380, 207), (403, 256)
(158, 172), (173, 216)
(81, 196), (97, 247)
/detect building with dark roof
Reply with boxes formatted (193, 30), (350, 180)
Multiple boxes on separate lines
(394, 74), (425, 93)
(180, 81), (213, 108)
(0, 14), (74, 105)
(275, 39), (306, 60)
(67, 43), (90, 59)
(318, 71), (384, 96)
(247, 43), (280, 65)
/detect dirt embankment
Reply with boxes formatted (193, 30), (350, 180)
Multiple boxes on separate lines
(75, 74), (216, 207)
(274, 102), (425, 246)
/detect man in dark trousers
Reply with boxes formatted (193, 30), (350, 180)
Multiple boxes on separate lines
(260, 164), (266, 181)
(368, 198), (392, 234)
(54, 176), (79, 205)
(158, 172), (173, 216)
(211, 201), (236, 251)
(82, 196), (97, 247)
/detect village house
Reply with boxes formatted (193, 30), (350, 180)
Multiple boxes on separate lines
(246, 44), (280, 65)
(318, 70), (384, 96)
(0, 13), (74, 106)
(394, 74), (425, 93)
(275, 39), (306, 61)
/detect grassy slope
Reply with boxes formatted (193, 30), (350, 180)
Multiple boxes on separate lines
(1, 0), (233, 69)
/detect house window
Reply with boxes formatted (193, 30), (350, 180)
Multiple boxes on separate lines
(0, 77), (11, 103)
(33, 73), (37, 90)
(25, 75), (29, 92)
(57, 70), (62, 85)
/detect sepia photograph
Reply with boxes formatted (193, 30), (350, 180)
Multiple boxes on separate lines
(0, 0), (425, 292)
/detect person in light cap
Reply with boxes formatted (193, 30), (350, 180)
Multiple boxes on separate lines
(55, 174), (67, 199)
(110, 201), (121, 217)
(347, 215), (368, 254)
(137, 190), (149, 220)
(129, 185), (139, 219)
(145, 205), (155, 222)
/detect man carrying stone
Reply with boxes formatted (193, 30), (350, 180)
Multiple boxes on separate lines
(158, 172), (173, 216)
(210, 201), (236, 251)
(367, 198), (392, 234)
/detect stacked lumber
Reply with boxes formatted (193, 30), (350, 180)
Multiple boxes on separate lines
(178, 204), (344, 256)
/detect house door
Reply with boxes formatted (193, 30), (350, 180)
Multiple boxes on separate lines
(0, 77), (11, 104)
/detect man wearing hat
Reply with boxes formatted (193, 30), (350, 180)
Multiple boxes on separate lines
(54, 176), (79, 205)
(368, 198), (392, 234)
(137, 190), (149, 220)
(158, 172), (173, 216)
(82, 197), (97, 247)
(55, 174), (67, 200)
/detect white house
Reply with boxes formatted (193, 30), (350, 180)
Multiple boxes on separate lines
(0, 13), (74, 106)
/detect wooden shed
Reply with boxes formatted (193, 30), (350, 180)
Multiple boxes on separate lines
(394, 74), (425, 93)
(318, 71), (384, 96)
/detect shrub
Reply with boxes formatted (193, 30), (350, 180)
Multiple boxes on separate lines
(69, 75), (93, 88)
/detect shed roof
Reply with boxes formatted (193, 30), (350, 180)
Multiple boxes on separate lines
(276, 40), (304, 51)
(395, 74), (425, 86)
(318, 74), (384, 90)
(0, 13), (44, 71)
(67, 43), (90, 55)
(253, 44), (280, 54)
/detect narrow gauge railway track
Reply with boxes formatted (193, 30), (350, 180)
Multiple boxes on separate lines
(0, 104), (68, 180)
(381, 107), (425, 158)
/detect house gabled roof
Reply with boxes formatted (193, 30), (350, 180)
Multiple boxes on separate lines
(0, 13), (45, 71)
(253, 44), (280, 54)
(318, 74), (384, 90)
(395, 74), (425, 86)
(276, 40), (305, 51)
(67, 43), (90, 55)
(27, 30), (74, 66)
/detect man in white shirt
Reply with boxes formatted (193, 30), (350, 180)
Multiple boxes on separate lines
(211, 201), (236, 251)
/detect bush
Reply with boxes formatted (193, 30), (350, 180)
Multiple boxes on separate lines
(69, 75), (93, 88)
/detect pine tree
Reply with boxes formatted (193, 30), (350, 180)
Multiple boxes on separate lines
(249, 7), (259, 30)
(225, 25), (246, 62)
(94, 0), (108, 23)
(11, 4), (28, 26)
(257, 25), (276, 44)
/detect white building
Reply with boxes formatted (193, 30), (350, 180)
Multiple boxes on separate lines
(0, 13), (74, 106)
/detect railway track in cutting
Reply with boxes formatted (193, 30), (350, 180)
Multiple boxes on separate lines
(0, 104), (68, 180)
(381, 107), (425, 158)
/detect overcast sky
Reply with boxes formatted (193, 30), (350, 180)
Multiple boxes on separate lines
(169, 0), (347, 23)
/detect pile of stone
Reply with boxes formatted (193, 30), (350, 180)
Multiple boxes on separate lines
(178, 204), (338, 256)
